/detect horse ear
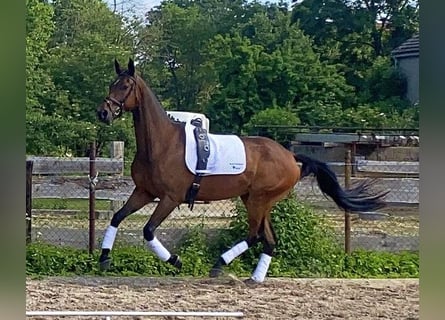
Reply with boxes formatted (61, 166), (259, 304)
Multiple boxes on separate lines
(128, 58), (135, 76)
(114, 59), (122, 75)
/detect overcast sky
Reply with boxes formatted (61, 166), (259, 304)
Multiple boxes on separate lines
(106, 0), (291, 17)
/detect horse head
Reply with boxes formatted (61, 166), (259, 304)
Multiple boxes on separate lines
(97, 58), (139, 124)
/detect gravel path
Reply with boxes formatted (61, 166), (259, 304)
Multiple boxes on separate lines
(26, 276), (419, 320)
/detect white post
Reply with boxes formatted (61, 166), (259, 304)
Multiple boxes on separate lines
(110, 141), (124, 175)
(110, 141), (124, 159)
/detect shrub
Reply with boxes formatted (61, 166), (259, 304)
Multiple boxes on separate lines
(176, 223), (214, 276)
(212, 192), (345, 277)
(26, 242), (178, 277)
(26, 242), (96, 275)
(243, 107), (300, 146)
(343, 250), (419, 278)
(26, 195), (419, 279)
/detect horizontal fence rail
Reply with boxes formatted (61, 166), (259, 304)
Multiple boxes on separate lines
(31, 167), (419, 204)
(27, 156), (123, 175)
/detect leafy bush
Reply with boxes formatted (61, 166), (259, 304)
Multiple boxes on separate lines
(26, 241), (419, 278)
(26, 195), (419, 278)
(26, 113), (96, 156)
(176, 223), (215, 276)
(26, 243), (97, 275)
(26, 111), (137, 159)
(26, 226), (215, 277)
(343, 250), (419, 278)
(212, 193), (345, 277)
(243, 107), (300, 146)
(26, 242), (178, 276)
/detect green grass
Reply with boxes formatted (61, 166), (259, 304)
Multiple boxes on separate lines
(33, 198), (111, 211)
(26, 242), (419, 278)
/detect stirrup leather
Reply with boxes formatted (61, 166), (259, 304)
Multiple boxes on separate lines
(186, 118), (210, 210)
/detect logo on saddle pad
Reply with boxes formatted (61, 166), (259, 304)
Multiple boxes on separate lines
(230, 162), (244, 170)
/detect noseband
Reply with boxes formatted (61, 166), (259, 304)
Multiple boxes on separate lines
(104, 75), (136, 117)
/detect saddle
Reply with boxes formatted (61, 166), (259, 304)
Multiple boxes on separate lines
(185, 118), (210, 210)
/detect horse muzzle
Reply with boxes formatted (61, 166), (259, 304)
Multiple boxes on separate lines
(97, 108), (113, 124)
(97, 98), (123, 124)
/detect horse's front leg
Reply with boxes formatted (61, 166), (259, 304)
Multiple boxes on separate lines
(143, 196), (183, 269)
(99, 188), (153, 270)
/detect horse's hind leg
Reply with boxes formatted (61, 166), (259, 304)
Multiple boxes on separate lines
(248, 216), (276, 283)
(209, 231), (262, 278)
(209, 195), (268, 278)
(99, 188), (152, 270)
(142, 196), (183, 269)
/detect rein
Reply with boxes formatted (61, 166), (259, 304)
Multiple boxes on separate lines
(104, 75), (137, 117)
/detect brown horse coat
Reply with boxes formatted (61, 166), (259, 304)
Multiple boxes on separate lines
(96, 58), (387, 283)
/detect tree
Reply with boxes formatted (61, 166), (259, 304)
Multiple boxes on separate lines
(26, 0), (418, 158)
(137, 1), (248, 112)
(136, 0), (283, 113)
(204, 9), (354, 131)
(291, 0), (419, 57)
(360, 56), (407, 106)
(243, 107), (301, 146)
(26, 0), (136, 157)
(47, 0), (133, 122)
(290, 0), (418, 127)
(205, 34), (264, 133)
(291, 0), (418, 90)
(26, 0), (55, 115)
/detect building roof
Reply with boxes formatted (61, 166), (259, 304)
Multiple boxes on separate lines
(391, 34), (419, 59)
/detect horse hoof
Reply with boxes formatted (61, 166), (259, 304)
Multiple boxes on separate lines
(209, 267), (223, 278)
(168, 254), (182, 270)
(99, 257), (112, 271)
(243, 278), (261, 286)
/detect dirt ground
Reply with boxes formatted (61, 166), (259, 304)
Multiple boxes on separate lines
(26, 276), (419, 320)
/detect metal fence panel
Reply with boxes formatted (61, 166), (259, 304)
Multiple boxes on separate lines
(28, 158), (419, 253)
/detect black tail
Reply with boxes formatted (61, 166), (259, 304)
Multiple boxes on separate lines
(295, 154), (389, 212)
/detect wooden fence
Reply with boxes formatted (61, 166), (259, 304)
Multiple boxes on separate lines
(26, 141), (124, 252)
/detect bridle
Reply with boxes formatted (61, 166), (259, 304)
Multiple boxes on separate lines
(103, 74), (137, 118)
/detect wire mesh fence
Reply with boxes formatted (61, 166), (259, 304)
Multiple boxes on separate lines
(27, 153), (419, 254)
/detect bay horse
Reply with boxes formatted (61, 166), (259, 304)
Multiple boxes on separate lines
(96, 58), (387, 283)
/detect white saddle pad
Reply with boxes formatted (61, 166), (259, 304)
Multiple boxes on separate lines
(184, 123), (246, 175)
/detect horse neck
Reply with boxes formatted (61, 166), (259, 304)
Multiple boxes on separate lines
(132, 79), (177, 162)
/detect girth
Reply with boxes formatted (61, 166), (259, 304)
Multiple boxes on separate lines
(185, 118), (210, 210)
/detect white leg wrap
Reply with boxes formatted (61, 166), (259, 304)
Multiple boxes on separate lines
(250, 253), (272, 283)
(102, 226), (118, 249)
(147, 237), (171, 262)
(221, 240), (249, 265)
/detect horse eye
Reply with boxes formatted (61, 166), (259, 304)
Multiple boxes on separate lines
(122, 85), (129, 90)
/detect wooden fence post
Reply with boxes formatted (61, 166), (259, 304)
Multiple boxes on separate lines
(344, 150), (352, 254)
(110, 141), (124, 159)
(89, 141), (97, 254)
(26, 160), (33, 244)
(351, 142), (357, 175)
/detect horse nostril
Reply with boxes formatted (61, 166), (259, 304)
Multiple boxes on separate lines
(98, 109), (108, 120)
